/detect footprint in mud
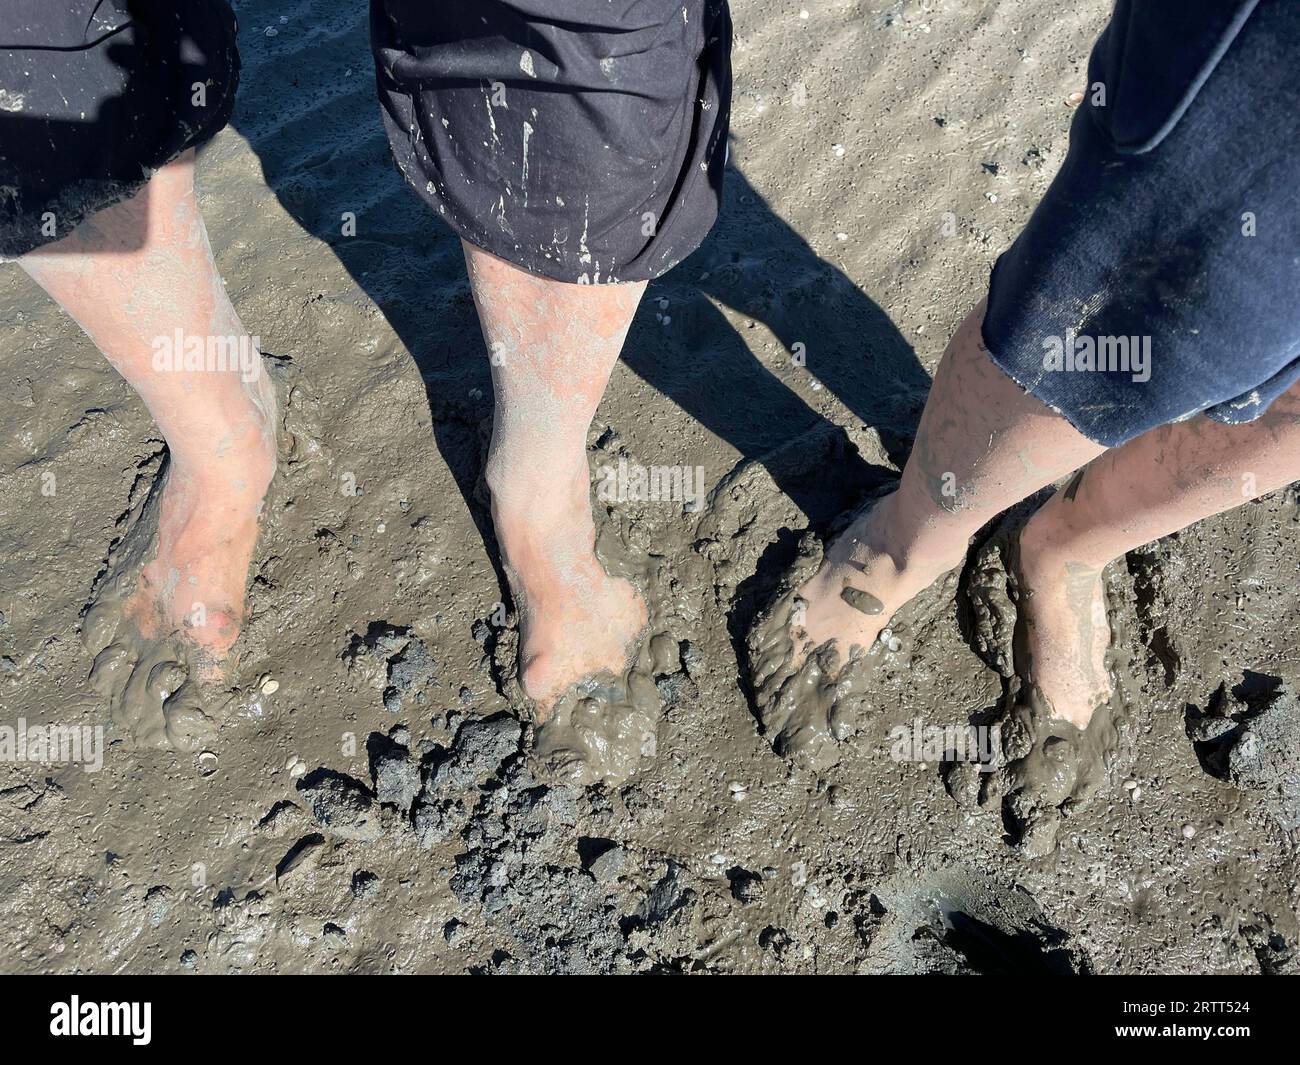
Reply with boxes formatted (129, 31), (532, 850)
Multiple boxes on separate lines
(960, 526), (1129, 856)
(746, 509), (958, 775)
(82, 456), (233, 751)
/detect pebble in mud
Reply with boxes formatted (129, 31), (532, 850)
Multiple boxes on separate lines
(582, 843), (628, 883)
(841, 587), (883, 615)
(1182, 824), (1197, 839)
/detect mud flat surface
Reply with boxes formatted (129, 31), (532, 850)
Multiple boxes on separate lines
(2, 0), (1298, 974)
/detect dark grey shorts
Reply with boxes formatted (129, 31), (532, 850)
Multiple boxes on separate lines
(982, 0), (1300, 447)
(370, 0), (732, 284)
(0, 0), (239, 258)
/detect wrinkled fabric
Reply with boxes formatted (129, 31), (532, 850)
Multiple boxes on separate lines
(370, 0), (732, 283)
(982, 0), (1300, 446)
(0, 0), (239, 258)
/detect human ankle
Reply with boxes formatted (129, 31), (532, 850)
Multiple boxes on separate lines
(1020, 509), (1109, 575)
(847, 493), (966, 584)
(169, 423), (276, 500)
(487, 450), (590, 520)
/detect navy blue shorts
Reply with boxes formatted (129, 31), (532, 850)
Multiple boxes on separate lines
(982, 0), (1300, 447)
(370, 0), (732, 284)
(0, 1), (239, 258)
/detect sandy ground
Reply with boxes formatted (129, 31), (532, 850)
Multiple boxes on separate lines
(2, 0), (1298, 974)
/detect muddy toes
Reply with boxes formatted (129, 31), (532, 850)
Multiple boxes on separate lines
(1010, 733), (1081, 807)
(87, 621), (225, 751)
(531, 684), (659, 788)
(752, 638), (869, 774)
(160, 681), (223, 752)
(992, 695), (1119, 857)
(745, 530), (877, 773)
(89, 640), (138, 705)
(746, 590), (799, 700)
(525, 619), (666, 789)
(145, 659), (188, 703)
(83, 596), (125, 657)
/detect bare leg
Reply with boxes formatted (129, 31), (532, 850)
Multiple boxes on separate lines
(463, 241), (648, 718)
(18, 152), (276, 743)
(1017, 379), (1300, 727)
(748, 301), (1104, 765)
(788, 302), (1104, 665)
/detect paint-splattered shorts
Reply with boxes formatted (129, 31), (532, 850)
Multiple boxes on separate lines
(0, 0), (239, 259)
(982, 0), (1300, 447)
(369, 0), (732, 284)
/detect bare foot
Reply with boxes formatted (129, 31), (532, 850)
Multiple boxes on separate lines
(963, 518), (1124, 856)
(488, 461), (647, 720)
(793, 496), (962, 668)
(1015, 516), (1114, 730)
(748, 491), (964, 769)
(84, 378), (276, 749)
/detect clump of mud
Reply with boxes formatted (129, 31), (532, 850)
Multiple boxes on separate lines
(267, 714), (734, 973)
(1187, 679), (1300, 831)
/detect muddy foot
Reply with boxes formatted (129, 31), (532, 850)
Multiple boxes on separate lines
(523, 582), (670, 789)
(489, 509), (667, 788)
(962, 527), (1128, 855)
(518, 568), (647, 718)
(746, 533), (867, 771)
(996, 697), (1120, 856)
(529, 629), (663, 788)
(747, 493), (960, 773)
(84, 460), (226, 750)
(83, 385), (276, 750)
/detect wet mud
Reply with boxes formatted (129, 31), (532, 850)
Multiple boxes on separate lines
(2, 0), (1298, 974)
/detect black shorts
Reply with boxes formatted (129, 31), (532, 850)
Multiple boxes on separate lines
(982, 0), (1300, 446)
(0, 0), (239, 258)
(370, 0), (732, 284)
